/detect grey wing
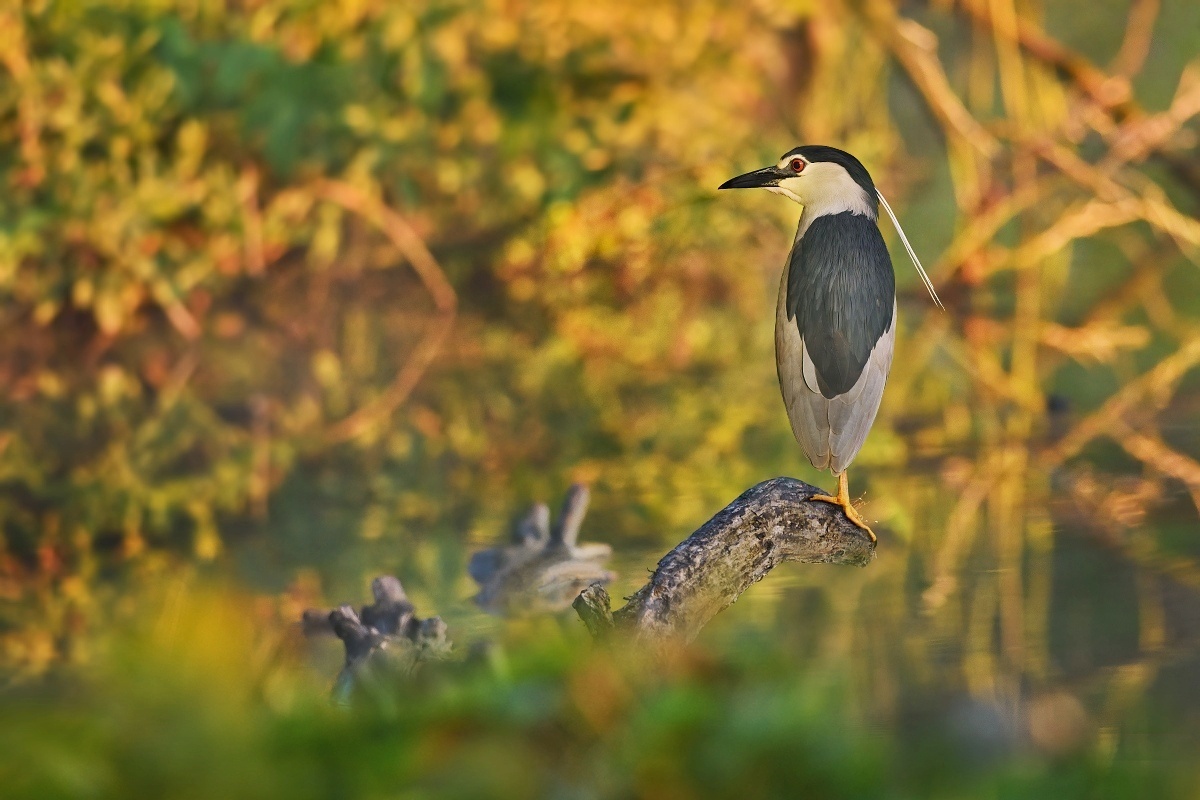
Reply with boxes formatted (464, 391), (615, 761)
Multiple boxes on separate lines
(776, 293), (895, 474)
(819, 315), (894, 474)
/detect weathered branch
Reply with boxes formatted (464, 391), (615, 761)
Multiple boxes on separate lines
(574, 477), (875, 642)
(573, 584), (615, 637)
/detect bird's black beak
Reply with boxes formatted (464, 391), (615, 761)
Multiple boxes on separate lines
(718, 165), (786, 190)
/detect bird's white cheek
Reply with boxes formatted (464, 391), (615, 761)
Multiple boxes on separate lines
(768, 177), (804, 205)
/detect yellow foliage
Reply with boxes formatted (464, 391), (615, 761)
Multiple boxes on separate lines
(0, 0), (1197, 686)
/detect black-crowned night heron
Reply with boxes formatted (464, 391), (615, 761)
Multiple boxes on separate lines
(720, 145), (941, 542)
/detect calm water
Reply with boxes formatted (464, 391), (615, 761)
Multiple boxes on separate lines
(274, 447), (1200, 774)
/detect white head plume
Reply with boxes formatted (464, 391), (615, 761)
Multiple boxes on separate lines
(876, 190), (944, 310)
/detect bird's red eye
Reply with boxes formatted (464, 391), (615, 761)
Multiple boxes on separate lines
(790, 158), (805, 172)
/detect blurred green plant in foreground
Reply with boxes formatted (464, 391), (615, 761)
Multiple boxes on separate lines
(2, 0), (1200, 796)
(2, 577), (1198, 800)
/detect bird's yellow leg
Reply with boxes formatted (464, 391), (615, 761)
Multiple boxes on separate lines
(809, 471), (877, 543)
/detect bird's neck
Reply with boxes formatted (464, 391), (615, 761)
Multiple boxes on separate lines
(795, 199), (877, 241)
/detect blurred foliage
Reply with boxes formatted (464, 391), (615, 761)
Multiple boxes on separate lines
(3, 578), (1199, 800)
(2, 0), (1200, 795)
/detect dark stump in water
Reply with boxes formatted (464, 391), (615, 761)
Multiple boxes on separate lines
(302, 576), (451, 703)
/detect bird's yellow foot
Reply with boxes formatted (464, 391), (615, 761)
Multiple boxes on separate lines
(809, 472), (877, 543)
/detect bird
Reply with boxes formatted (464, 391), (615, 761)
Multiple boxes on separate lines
(719, 145), (941, 542)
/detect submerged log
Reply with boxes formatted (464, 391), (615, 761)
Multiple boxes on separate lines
(573, 477), (875, 642)
(470, 484), (615, 615)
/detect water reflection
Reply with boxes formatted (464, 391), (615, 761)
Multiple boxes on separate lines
(270, 412), (1200, 779)
(680, 465), (1200, 773)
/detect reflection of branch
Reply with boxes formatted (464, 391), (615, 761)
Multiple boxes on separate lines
(573, 478), (874, 643)
(1112, 420), (1200, 516)
(326, 312), (455, 443)
(315, 180), (458, 443)
(1056, 467), (1200, 592)
(316, 180), (456, 312)
(1045, 337), (1200, 467)
(922, 458), (992, 611)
